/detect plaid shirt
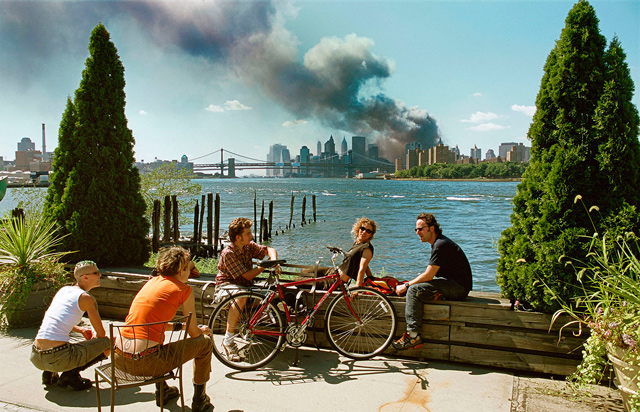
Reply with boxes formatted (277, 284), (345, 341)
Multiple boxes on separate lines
(216, 241), (268, 287)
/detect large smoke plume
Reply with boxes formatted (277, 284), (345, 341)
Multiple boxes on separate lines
(1, 0), (439, 159)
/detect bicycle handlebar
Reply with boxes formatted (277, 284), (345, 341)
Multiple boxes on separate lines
(256, 259), (287, 269)
(326, 246), (345, 255)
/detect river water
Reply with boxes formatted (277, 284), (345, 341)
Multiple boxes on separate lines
(1, 178), (518, 292)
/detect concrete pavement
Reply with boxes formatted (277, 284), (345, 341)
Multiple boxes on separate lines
(0, 319), (623, 412)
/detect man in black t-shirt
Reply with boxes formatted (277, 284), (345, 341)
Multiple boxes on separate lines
(392, 213), (472, 350)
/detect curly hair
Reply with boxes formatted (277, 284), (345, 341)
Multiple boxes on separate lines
(351, 217), (377, 240)
(228, 217), (252, 242)
(417, 213), (442, 235)
(156, 246), (190, 277)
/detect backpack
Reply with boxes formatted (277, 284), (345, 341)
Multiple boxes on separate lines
(362, 276), (408, 296)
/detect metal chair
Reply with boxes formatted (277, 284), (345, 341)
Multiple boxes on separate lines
(95, 313), (192, 412)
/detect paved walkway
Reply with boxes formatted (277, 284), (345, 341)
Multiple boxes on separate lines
(0, 320), (623, 412)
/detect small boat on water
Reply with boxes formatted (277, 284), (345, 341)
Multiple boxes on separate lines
(354, 170), (387, 179)
(0, 176), (7, 202)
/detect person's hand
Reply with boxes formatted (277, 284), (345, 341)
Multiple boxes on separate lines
(274, 264), (282, 275)
(198, 324), (212, 336)
(395, 283), (408, 296)
(81, 328), (93, 340)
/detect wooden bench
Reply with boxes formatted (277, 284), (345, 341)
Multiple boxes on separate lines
(91, 266), (586, 376)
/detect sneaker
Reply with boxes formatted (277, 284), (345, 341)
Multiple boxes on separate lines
(155, 384), (180, 407)
(58, 371), (92, 391)
(392, 332), (423, 350)
(222, 340), (241, 362)
(42, 371), (59, 386)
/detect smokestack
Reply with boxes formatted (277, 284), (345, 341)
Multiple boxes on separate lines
(42, 123), (46, 162)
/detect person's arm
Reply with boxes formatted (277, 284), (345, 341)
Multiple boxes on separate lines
(78, 293), (106, 338)
(182, 291), (210, 337)
(355, 248), (373, 287)
(395, 264), (440, 296)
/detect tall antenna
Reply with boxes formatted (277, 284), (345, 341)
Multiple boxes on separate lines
(42, 123), (46, 162)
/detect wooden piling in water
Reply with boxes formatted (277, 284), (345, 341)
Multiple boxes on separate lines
(312, 194), (316, 222)
(289, 192), (294, 229)
(301, 195), (306, 226)
(198, 195), (205, 250)
(193, 200), (199, 249)
(171, 195), (179, 241)
(268, 201), (273, 239)
(152, 200), (161, 253)
(259, 200), (265, 242)
(214, 193), (220, 256)
(207, 193), (213, 247)
(163, 196), (171, 242)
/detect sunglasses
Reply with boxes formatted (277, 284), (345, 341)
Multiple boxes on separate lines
(415, 226), (428, 233)
(359, 226), (374, 234)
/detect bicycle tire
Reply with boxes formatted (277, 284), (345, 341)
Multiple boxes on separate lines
(208, 292), (285, 371)
(324, 287), (397, 359)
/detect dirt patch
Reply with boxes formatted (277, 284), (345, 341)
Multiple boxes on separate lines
(511, 376), (625, 412)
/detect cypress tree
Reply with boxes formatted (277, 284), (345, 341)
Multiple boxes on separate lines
(497, 1), (640, 312)
(45, 24), (149, 265)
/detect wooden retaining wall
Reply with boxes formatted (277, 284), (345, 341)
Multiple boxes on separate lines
(92, 268), (586, 377)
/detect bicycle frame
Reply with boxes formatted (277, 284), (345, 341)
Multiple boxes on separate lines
(247, 270), (362, 339)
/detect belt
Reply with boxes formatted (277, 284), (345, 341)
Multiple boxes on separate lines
(114, 345), (159, 360)
(32, 343), (70, 355)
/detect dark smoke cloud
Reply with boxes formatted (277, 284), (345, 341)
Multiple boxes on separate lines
(0, 0), (439, 159)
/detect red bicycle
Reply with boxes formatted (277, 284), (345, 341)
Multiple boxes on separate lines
(208, 247), (397, 370)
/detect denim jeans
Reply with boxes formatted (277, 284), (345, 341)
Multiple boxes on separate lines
(405, 278), (469, 334)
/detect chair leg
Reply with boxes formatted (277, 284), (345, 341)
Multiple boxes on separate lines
(110, 385), (115, 412)
(179, 374), (186, 412)
(95, 371), (101, 412)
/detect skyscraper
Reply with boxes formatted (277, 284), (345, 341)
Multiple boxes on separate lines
(324, 135), (336, 156)
(341, 137), (348, 155)
(352, 136), (366, 163)
(317, 141), (322, 157)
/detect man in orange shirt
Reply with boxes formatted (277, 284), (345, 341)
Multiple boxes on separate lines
(119, 246), (213, 412)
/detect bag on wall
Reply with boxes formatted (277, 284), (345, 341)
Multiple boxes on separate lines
(362, 276), (407, 295)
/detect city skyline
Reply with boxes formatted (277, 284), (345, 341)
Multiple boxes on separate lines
(1, 1), (638, 175)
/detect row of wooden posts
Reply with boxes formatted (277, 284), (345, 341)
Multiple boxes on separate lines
(151, 192), (318, 257)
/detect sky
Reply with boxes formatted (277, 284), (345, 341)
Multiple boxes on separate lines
(1, 0), (638, 172)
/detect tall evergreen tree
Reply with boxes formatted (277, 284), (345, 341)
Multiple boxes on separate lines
(44, 24), (149, 265)
(497, 1), (640, 312)
(45, 97), (76, 221)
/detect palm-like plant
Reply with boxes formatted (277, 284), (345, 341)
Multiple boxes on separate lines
(0, 214), (72, 327)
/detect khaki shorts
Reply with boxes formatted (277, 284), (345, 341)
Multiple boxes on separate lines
(213, 283), (252, 304)
(30, 337), (110, 372)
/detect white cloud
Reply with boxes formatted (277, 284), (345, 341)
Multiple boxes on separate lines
(205, 104), (224, 112)
(283, 119), (307, 127)
(139, 110), (148, 115)
(511, 104), (536, 117)
(472, 92), (483, 97)
(460, 111), (500, 123)
(466, 123), (508, 132)
(224, 100), (252, 111)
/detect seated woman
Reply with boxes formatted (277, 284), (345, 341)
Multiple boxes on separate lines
(337, 217), (377, 287)
(117, 246), (214, 412)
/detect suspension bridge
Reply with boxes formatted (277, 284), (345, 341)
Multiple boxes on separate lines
(190, 148), (394, 177)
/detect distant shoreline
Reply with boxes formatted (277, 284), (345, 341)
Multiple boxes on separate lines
(390, 177), (521, 182)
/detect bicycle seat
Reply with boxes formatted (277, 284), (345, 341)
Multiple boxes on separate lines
(257, 259), (287, 269)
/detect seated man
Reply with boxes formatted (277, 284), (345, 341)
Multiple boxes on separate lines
(215, 217), (280, 360)
(392, 213), (472, 350)
(30, 260), (110, 390)
(118, 246), (213, 412)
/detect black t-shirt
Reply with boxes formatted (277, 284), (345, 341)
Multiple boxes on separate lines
(339, 242), (374, 279)
(429, 234), (472, 291)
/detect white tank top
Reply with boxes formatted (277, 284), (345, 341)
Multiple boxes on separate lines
(36, 286), (86, 342)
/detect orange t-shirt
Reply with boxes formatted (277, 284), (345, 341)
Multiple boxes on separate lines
(121, 275), (192, 343)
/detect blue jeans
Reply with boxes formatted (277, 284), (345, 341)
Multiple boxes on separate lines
(405, 278), (469, 334)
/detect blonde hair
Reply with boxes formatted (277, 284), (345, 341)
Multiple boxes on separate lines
(229, 217), (252, 242)
(351, 217), (377, 240)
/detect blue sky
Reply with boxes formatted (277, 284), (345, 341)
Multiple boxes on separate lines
(1, 0), (638, 172)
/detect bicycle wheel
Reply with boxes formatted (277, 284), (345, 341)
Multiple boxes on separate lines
(208, 292), (285, 371)
(325, 287), (397, 359)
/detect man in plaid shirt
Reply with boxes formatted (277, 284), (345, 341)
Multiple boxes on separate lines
(216, 217), (280, 287)
(215, 217), (281, 361)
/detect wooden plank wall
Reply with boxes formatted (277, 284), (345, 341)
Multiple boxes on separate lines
(92, 268), (586, 376)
